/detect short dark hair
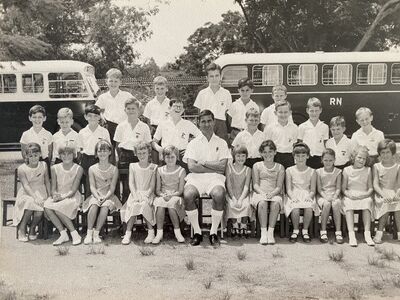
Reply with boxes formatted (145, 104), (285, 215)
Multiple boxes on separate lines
(162, 145), (180, 161)
(85, 104), (101, 115)
(205, 62), (221, 74)
(29, 105), (46, 117)
(377, 139), (396, 155)
(322, 148), (336, 159)
(292, 142), (310, 156)
(232, 144), (248, 158)
(198, 109), (214, 122)
(330, 116), (346, 128)
(169, 98), (184, 108)
(259, 140), (277, 153)
(238, 77), (254, 89)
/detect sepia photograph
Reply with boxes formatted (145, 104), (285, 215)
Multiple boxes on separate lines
(1, 0), (400, 299)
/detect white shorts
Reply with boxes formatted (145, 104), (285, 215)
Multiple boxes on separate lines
(185, 173), (226, 196)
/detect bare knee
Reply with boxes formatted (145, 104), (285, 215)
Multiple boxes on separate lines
(210, 186), (225, 210)
(183, 185), (199, 209)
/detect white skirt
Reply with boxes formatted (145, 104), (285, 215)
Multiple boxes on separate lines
(374, 189), (400, 219)
(225, 195), (253, 219)
(153, 196), (186, 221)
(13, 191), (45, 226)
(284, 189), (319, 217)
(44, 192), (82, 220)
(317, 195), (342, 210)
(82, 195), (122, 213)
(185, 173), (225, 196)
(120, 191), (155, 225)
(342, 190), (374, 217)
(250, 193), (283, 213)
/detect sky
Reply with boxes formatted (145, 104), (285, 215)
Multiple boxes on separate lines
(114, 0), (240, 66)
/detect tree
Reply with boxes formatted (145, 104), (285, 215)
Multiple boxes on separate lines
(0, 0), (157, 77)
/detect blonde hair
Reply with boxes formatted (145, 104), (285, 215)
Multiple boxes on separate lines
(134, 142), (152, 162)
(355, 107), (373, 119)
(24, 143), (41, 164)
(106, 68), (122, 79)
(272, 85), (287, 94)
(275, 100), (291, 111)
(58, 141), (76, 158)
(57, 107), (73, 119)
(350, 145), (369, 166)
(162, 145), (180, 161)
(245, 107), (260, 119)
(153, 76), (167, 86)
(307, 97), (322, 109)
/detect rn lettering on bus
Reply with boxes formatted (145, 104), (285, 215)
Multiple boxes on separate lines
(330, 97), (342, 106)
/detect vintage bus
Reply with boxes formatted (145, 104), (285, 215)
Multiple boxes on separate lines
(0, 60), (99, 150)
(215, 51), (400, 141)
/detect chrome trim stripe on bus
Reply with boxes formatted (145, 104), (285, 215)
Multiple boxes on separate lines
(229, 90), (400, 96)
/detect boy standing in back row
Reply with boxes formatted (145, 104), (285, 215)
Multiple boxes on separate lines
(194, 63), (232, 142)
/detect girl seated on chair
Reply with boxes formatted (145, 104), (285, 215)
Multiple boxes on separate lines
(44, 143), (84, 246)
(82, 140), (122, 244)
(226, 144), (252, 238)
(342, 145), (374, 247)
(251, 140), (284, 245)
(285, 142), (318, 243)
(153, 145), (186, 244)
(373, 139), (400, 244)
(120, 142), (157, 245)
(14, 143), (51, 242)
(316, 148), (343, 244)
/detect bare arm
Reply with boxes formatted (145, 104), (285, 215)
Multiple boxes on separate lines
(286, 169), (294, 199)
(333, 172), (342, 199)
(273, 166), (285, 197)
(203, 159), (228, 174)
(61, 166), (83, 200)
(50, 166), (58, 197)
(226, 166), (236, 200)
(341, 170), (351, 198)
(237, 168), (251, 202)
(309, 171), (317, 199)
(21, 143), (27, 159)
(44, 166), (51, 198)
(103, 167), (119, 200)
(252, 165), (263, 194)
(373, 165), (385, 198)
(47, 143), (53, 164)
(155, 169), (163, 197)
(89, 167), (102, 200)
(128, 165), (137, 194)
(187, 158), (215, 173)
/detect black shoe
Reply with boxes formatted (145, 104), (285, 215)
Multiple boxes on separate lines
(190, 233), (203, 246)
(209, 234), (220, 246)
(289, 233), (298, 243)
(303, 233), (312, 243)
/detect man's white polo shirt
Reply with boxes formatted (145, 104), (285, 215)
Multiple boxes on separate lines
(194, 86), (232, 121)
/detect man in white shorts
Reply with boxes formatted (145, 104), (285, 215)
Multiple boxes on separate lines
(183, 110), (231, 246)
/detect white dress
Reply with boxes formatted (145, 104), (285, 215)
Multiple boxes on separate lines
(82, 164), (122, 213)
(13, 162), (48, 226)
(225, 163), (253, 219)
(342, 166), (373, 216)
(374, 163), (400, 219)
(284, 166), (319, 217)
(316, 167), (342, 208)
(44, 164), (82, 219)
(153, 166), (186, 221)
(250, 162), (283, 210)
(120, 163), (157, 225)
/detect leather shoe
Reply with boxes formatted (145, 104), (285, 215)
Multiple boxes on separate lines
(209, 234), (220, 246)
(190, 233), (203, 246)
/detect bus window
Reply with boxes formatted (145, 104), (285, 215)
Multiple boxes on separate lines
(357, 63), (387, 85)
(221, 66), (248, 86)
(252, 65), (283, 86)
(0, 74), (17, 93)
(22, 73), (44, 93)
(322, 64), (352, 85)
(391, 63), (400, 84)
(287, 64), (317, 86)
(48, 72), (89, 98)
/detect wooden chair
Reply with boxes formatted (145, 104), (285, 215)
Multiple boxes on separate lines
(285, 209), (318, 238)
(191, 195), (224, 238)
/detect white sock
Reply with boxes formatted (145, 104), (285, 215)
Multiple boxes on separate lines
(156, 229), (163, 237)
(320, 230), (327, 235)
(93, 230), (100, 238)
(261, 227), (267, 236)
(70, 230), (81, 240)
(186, 209), (201, 235)
(302, 229), (308, 236)
(397, 232), (400, 240)
(293, 229), (299, 235)
(375, 230), (383, 240)
(335, 231), (342, 235)
(210, 209), (223, 235)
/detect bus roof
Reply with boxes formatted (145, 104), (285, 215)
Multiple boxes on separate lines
(0, 60), (94, 73)
(214, 51), (400, 67)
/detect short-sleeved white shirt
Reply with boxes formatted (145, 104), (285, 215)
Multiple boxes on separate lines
(143, 97), (170, 126)
(183, 133), (232, 164)
(351, 127), (384, 156)
(114, 120), (151, 151)
(20, 127), (53, 159)
(95, 90), (134, 124)
(194, 86), (232, 121)
(78, 125), (111, 155)
(264, 122), (298, 153)
(326, 135), (352, 166)
(154, 118), (200, 150)
(298, 120), (329, 156)
(52, 129), (80, 160)
(232, 129), (264, 158)
(227, 98), (259, 130)
(260, 103), (294, 127)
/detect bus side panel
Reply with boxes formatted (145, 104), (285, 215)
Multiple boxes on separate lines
(0, 100), (94, 149)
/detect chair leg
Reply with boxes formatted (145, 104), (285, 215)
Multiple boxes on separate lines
(341, 214), (347, 237)
(250, 220), (256, 238)
(280, 214), (285, 238)
(285, 215), (290, 238)
(314, 215), (320, 239)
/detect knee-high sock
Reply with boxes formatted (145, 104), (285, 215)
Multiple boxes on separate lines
(186, 209), (201, 235)
(210, 209), (223, 235)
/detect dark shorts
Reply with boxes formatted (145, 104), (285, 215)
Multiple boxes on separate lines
(214, 119), (229, 143)
(80, 154), (97, 175)
(117, 148), (139, 169)
(336, 161), (351, 170)
(105, 120), (118, 145)
(307, 155), (323, 169)
(274, 152), (294, 169)
(367, 155), (379, 167)
(245, 157), (263, 168)
(229, 127), (242, 145)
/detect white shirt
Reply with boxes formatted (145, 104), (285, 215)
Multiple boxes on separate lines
(260, 103), (294, 127)
(264, 122), (298, 153)
(143, 97), (170, 126)
(351, 127), (384, 156)
(183, 133), (231, 164)
(20, 127), (53, 159)
(227, 98), (259, 130)
(326, 135), (352, 166)
(154, 118), (200, 150)
(298, 120), (329, 156)
(232, 129), (264, 158)
(52, 129), (80, 160)
(114, 120), (151, 151)
(78, 125), (111, 155)
(194, 86), (232, 120)
(95, 90), (134, 124)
